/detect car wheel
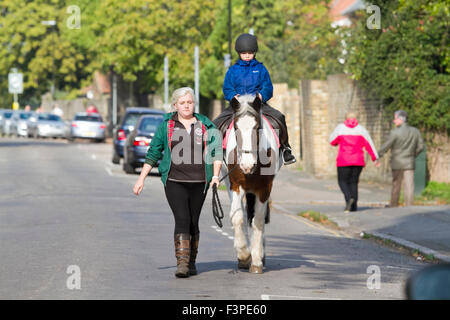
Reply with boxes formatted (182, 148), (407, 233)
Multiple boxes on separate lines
(123, 148), (135, 174)
(123, 160), (135, 174)
(112, 149), (120, 164)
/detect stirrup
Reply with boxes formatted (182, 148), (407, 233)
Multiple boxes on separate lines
(282, 147), (296, 165)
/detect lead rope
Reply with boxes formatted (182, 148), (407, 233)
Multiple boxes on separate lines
(212, 162), (238, 228)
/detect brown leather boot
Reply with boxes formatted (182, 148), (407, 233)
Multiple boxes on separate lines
(189, 234), (200, 275)
(174, 233), (190, 278)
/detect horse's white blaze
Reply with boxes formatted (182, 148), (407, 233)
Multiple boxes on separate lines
(230, 189), (250, 260)
(235, 115), (257, 173)
(250, 198), (266, 267)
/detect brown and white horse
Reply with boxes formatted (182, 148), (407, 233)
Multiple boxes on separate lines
(222, 95), (281, 274)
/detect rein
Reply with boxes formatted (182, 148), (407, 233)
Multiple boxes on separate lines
(212, 162), (238, 228)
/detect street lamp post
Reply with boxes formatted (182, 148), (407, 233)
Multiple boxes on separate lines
(41, 20), (57, 100)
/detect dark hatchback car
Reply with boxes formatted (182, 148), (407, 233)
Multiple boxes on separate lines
(123, 114), (164, 174)
(112, 107), (164, 164)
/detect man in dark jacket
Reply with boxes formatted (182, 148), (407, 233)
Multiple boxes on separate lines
(378, 110), (424, 207)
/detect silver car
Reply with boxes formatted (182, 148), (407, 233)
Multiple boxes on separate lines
(0, 110), (14, 136)
(28, 113), (66, 139)
(10, 111), (34, 137)
(69, 112), (106, 142)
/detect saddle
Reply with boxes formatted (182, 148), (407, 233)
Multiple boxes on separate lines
(216, 113), (286, 150)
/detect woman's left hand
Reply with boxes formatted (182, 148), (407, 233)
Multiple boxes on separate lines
(210, 177), (220, 189)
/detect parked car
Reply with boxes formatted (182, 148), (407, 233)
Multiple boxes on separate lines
(10, 111), (34, 137)
(68, 112), (106, 142)
(28, 113), (66, 139)
(0, 110), (14, 136)
(0, 109), (6, 135)
(123, 114), (164, 174)
(112, 107), (164, 164)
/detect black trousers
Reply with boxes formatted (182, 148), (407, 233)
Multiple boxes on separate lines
(337, 166), (363, 210)
(164, 180), (207, 235)
(213, 103), (291, 148)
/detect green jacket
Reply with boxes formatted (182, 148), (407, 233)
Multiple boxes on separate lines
(378, 123), (424, 170)
(145, 112), (223, 192)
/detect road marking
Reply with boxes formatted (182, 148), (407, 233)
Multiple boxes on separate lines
(211, 225), (234, 240)
(91, 154), (97, 160)
(386, 265), (419, 271)
(105, 167), (113, 176)
(261, 294), (341, 300)
(266, 257), (316, 264)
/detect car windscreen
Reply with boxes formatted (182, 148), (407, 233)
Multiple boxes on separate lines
(123, 113), (147, 127)
(19, 113), (32, 120)
(74, 115), (103, 122)
(38, 114), (61, 121)
(139, 117), (163, 132)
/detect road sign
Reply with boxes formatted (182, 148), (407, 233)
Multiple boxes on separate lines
(224, 54), (231, 69)
(8, 72), (23, 94)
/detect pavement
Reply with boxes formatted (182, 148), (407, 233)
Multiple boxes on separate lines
(269, 165), (450, 263)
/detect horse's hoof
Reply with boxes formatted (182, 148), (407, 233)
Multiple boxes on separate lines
(249, 265), (263, 274)
(238, 256), (251, 269)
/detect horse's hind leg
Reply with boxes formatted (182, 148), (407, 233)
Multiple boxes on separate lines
(230, 189), (251, 268)
(249, 197), (267, 274)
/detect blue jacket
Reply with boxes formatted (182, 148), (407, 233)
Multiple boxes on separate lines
(223, 59), (273, 103)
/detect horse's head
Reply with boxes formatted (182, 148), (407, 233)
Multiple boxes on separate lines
(230, 94), (262, 174)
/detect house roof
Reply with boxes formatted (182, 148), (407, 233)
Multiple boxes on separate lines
(329, 0), (365, 22)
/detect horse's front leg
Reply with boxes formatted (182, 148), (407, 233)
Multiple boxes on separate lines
(249, 197), (267, 274)
(230, 188), (251, 268)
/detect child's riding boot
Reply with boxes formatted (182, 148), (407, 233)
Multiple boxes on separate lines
(282, 144), (296, 165)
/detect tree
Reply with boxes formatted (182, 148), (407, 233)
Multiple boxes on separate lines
(346, 0), (450, 133)
(0, 0), (96, 106)
(91, 0), (217, 99)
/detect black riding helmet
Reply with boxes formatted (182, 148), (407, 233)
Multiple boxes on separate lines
(235, 33), (258, 53)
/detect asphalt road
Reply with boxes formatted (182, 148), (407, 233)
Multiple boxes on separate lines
(0, 137), (430, 300)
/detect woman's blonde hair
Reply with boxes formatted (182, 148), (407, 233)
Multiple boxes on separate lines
(171, 87), (195, 109)
(346, 110), (357, 119)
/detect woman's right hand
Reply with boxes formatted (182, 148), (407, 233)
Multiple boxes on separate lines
(133, 178), (145, 196)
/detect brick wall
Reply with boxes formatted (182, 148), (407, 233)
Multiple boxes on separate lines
(275, 74), (393, 182)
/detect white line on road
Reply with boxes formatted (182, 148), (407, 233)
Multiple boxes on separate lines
(266, 257), (316, 263)
(211, 225), (234, 240)
(105, 167), (113, 176)
(261, 294), (341, 300)
(386, 265), (419, 271)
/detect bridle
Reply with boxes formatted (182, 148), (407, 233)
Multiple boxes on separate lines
(233, 112), (261, 164)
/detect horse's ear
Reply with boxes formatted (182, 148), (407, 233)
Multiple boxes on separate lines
(230, 96), (240, 112)
(251, 95), (262, 113)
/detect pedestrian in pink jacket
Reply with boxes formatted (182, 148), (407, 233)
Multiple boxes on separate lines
(329, 111), (380, 212)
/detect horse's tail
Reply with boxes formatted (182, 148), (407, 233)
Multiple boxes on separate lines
(245, 193), (270, 227)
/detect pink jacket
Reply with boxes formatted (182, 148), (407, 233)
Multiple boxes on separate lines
(329, 119), (378, 167)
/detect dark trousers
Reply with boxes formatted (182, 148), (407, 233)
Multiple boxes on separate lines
(337, 166), (363, 210)
(213, 103), (291, 148)
(164, 180), (207, 235)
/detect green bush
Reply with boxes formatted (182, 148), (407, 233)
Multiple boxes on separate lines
(421, 181), (450, 202)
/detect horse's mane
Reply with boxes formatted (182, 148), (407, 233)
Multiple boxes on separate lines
(235, 94), (261, 120)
